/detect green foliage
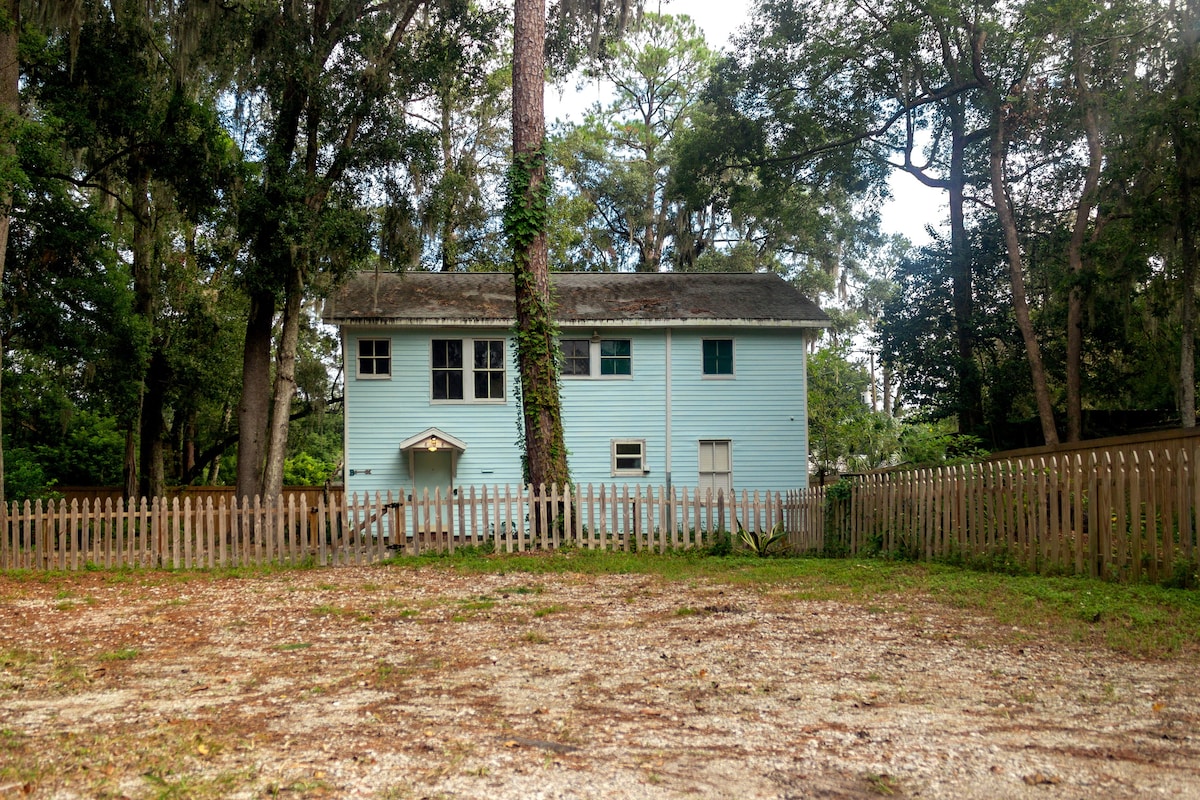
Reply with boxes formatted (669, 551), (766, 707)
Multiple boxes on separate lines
(1163, 558), (1199, 591)
(3, 448), (56, 504)
(549, 13), (715, 272)
(282, 453), (338, 487)
(807, 345), (899, 479)
(898, 421), (989, 468)
(504, 143), (553, 260)
(705, 529), (733, 557)
(737, 521), (788, 557)
(822, 478), (853, 557)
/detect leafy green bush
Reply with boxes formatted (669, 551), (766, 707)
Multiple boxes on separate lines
(3, 447), (58, 504)
(706, 529), (733, 556)
(282, 452), (338, 486)
(1163, 557), (1199, 590)
(899, 421), (988, 467)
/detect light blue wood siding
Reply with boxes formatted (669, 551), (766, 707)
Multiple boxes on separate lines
(559, 328), (667, 488)
(342, 324), (811, 498)
(667, 327), (809, 493)
(344, 327), (525, 498)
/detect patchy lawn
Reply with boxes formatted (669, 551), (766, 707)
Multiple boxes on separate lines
(1, 556), (1198, 799)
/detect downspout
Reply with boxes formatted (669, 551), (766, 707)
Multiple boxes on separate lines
(801, 331), (811, 489)
(342, 328), (351, 495)
(664, 327), (672, 491)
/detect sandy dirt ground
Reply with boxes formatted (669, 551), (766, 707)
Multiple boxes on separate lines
(0, 564), (1198, 799)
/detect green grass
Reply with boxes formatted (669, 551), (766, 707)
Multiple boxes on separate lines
(369, 549), (1200, 659)
(5, 548), (1197, 659)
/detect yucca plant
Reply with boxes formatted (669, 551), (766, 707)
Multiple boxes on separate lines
(737, 520), (788, 557)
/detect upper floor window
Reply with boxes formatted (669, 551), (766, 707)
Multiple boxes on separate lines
(431, 339), (464, 399)
(358, 338), (391, 378)
(600, 339), (632, 375)
(561, 339), (591, 376)
(702, 339), (734, 376)
(432, 338), (505, 402)
(561, 337), (632, 378)
(473, 340), (505, 400)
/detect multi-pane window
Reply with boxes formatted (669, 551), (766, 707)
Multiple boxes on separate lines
(611, 439), (646, 475)
(560, 338), (632, 378)
(702, 339), (734, 376)
(431, 339), (464, 400)
(358, 338), (391, 378)
(473, 340), (505, 400)
(432, 338), (505, 402)
(599, 339), (632, 376)
(560, 339), (591, 376)
(699, 440), (733, 498)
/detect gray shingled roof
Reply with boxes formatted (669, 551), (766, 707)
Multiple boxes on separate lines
(322, 271), (830, 328)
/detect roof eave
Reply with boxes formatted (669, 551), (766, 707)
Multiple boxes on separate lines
(324, 316), (831, 328)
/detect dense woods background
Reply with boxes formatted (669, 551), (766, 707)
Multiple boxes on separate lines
(0, 0), (1197, 502)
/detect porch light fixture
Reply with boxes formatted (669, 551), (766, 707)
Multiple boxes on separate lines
(590, 330), (601, 344)
(427, 436), (440, 452)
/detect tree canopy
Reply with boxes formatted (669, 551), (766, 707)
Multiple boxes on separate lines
(2, 0), (1198, 498)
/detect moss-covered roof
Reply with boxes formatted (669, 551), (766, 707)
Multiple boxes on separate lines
(322, 271), (830, 328)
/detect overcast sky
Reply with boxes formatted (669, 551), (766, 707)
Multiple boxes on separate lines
(548, 0), (940, 245)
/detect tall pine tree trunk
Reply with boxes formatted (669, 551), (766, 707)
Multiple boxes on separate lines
(0, 0), (18, 507)
(511, 0), (568, 490)
(1175, 0), (1199, 428)
(128, 159), (154, 497)
(989, 119), (1059, 446)
(973, 23), (1058, 445)
(1065, 46), (1103, 443)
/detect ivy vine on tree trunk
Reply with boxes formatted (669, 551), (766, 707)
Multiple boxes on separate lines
(510, 0), (568, 490)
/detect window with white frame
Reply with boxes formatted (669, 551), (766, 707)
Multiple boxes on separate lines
(600, 339), (632, 375)
(560, 337), (632, 378)
(560, 339), (590, 376)
(431, 339), (464, 399)
(432, 338), (506, 402)
(473, 339), (505, 400)
(702, 339), (734, 376)
(611, 439), (646, 476)
(357, 338), (391, 378)
(698, 440), (733, 498)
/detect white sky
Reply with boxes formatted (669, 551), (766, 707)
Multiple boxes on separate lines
(548, 0), (941, 246)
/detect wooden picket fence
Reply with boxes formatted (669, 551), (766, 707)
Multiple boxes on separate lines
(1, 442), (1197, 581)
(0, 485), (796, 571)
(825, 445), (1200, 581)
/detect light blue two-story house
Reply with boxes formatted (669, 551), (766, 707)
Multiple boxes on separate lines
(322, 271), (830, 499)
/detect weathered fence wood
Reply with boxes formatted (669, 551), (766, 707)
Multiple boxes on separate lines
(3, 449), (1198, 581)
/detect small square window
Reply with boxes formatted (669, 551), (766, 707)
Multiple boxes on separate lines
(358, 338), (391, 378)
(703, 339), (733, 376)
(560, 339), (591, 376)
(612, 439), (646, 475)
(600, 339), (631, 376)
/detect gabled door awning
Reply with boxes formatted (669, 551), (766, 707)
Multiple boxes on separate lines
(398, 427), (467, 454)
